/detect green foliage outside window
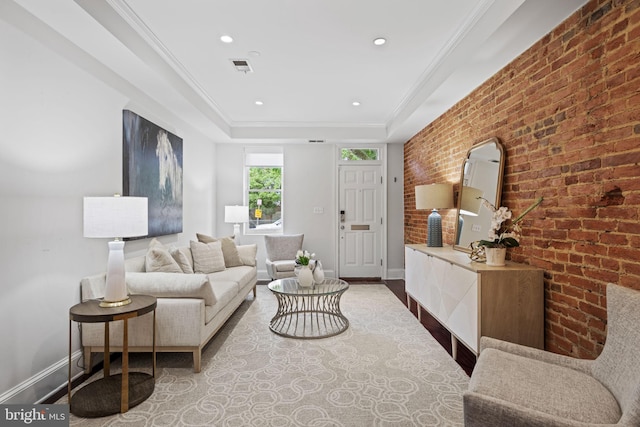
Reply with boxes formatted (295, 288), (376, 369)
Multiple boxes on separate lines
(248, 167), (282, 228)
(341, 148), (379, 161)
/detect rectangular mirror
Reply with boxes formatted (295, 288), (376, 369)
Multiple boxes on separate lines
(454, 137), (505, 252)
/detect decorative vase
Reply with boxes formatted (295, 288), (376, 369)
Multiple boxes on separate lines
(485, 247), (507, 266)
(296, 265), (314, 288)
(312, 260), (325, 284)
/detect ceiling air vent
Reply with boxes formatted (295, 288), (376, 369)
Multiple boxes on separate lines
(231, 59), (253, 73)
(308, 139), (325, 144)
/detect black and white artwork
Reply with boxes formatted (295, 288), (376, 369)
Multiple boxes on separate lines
(123, 110), (183, 237)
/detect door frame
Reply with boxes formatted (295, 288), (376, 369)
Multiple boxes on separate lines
(334, 144), (388, 280)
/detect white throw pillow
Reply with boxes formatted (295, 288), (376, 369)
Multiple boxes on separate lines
(237, 244), (258, 267)
(146, 238), (182, 273)
(190, 240), (226, 274)
(170, 247), (194, 274)
(196, 233), (243, 268)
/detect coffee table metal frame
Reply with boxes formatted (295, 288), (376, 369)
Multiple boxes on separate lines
(268, 278), (349, 339)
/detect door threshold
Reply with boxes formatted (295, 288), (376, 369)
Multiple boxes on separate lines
(340, 277), (384, 284)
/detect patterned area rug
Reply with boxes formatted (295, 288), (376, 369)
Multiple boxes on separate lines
(63, 285), (469, 426)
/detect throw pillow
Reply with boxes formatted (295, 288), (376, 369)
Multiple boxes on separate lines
(170, 247), (194, 274)
(190, 240), (226, 274)
(237, 244), (258, 267)
(196, 233), (243, 268)
(146, 238), (183, 273)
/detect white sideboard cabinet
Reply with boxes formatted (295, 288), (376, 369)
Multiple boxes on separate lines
(405, 244), (544, 358)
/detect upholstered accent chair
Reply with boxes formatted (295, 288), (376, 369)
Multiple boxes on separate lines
(264, 234), (304, 280)
(463, 283), (640, 426)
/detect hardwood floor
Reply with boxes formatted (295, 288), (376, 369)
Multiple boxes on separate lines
(383, 279), (476, 376)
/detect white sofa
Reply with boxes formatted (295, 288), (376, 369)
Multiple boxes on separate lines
(80, 236), (257, 373)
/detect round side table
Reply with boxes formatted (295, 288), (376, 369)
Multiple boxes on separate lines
(68, 295), (156, 417)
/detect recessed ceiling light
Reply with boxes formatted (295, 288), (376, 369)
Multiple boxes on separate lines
(255, 100), (264, 106)
(352, 101), (361, 106)
(373, 37), (386, 46)
(220, 35), (233, 43)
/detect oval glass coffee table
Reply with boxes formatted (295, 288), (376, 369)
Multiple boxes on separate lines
(268, 278), (349, 339)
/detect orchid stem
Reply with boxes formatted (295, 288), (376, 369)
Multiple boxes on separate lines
(512, 197), (543, 224)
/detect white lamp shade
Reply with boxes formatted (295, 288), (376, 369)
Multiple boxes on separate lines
(459, 186), (484, 216)
(84, 196), (148, 238)
(415, 184), (454, 210)
(225, 205), (249, 223)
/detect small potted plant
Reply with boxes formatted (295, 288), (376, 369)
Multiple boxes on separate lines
(295, 249), (315, 287)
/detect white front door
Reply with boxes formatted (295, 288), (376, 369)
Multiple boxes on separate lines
(338, 164), (382, 278)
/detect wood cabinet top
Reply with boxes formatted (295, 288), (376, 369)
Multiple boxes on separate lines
(406, 244), (542, 273)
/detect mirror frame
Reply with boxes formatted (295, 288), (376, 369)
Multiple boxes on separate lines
(454, 137), (505, 253)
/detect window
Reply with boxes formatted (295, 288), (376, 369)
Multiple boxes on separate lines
(245, 148), (283, 233)
(340, 148), (379, 161)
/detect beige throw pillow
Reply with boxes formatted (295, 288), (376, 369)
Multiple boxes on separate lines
(237, 244), (258, 267)
(196, 233), (243, 268)
(170, 247), (194, 274)
(146, 238), (183, 273)
(190, 240), (226, 274)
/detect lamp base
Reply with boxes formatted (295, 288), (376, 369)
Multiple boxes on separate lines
(99, 297), (132, 308)
(233, 223), (241, 244)
(101, 240), (131, 309)
(427, 209), (443, 247)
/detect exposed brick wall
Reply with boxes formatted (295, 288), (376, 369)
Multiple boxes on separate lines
(404, 0), (640, 359)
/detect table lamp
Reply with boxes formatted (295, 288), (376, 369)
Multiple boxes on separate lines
(84, 195), (148, 307)
(224, 205), (249, 242)
(459, 186), (484, 216)
(415, 183), (454, 247)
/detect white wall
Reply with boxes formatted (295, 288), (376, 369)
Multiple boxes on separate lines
(387, 143), (406, 278)
(215, 144), (406, 280)
(0, 18), (216, 403)
(215, 144), (338, 279)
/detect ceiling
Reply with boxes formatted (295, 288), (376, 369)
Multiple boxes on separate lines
(10, 0), (588, 144)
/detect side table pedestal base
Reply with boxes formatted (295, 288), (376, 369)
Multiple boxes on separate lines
(70, 372), (154, 418)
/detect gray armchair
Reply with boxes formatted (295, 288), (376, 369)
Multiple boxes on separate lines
(463, 283), (640, 426)
(264, 234), (304, 280)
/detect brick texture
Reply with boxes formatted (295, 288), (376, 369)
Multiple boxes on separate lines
(404, 0), (640, 359)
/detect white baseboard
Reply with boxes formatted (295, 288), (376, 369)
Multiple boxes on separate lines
(0, 350), (84, 404)
(385, 268), (405, 280)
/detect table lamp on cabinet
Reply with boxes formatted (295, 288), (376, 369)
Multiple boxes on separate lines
(415, 183), (454, 247)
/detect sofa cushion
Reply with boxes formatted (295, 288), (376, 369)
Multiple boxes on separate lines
(170, 247), (194, 274)
(146, 238), (183, 273)
(126, 272), (216, 306)
(208, 265), (257, 289)
(272, 259), (296, 273)
(206, 281), (240, 321)
(197, 233), (243, 268)
(237, 244), (257, 267)
(190, 240), (226, 274)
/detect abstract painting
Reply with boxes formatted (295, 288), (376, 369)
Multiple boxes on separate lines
(123, 110), (183, 237)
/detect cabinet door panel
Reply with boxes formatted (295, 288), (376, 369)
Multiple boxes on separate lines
(425, 256), (447, 321)
(404, 247), (419, 298)
(441, 266), (476, 321)
(405, 248), (429, 305)
(448, 275), (479, 352)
